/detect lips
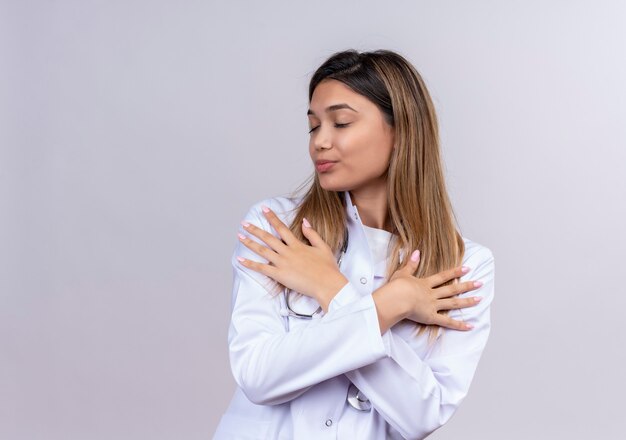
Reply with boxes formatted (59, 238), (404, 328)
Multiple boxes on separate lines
(315, 160), (337, 172)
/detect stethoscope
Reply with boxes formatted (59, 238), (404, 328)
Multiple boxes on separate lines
(279, 227), (373, 412)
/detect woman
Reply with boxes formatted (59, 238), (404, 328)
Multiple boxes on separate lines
(213, 49), (495, 440)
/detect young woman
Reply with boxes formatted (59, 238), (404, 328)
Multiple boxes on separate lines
(213, 49), (495, 440)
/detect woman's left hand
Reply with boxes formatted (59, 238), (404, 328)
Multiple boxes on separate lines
(236, 205), (348, 310)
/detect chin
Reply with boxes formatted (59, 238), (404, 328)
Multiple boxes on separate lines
(317, 176), (352, 192)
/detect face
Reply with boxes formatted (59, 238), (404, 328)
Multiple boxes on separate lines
(307, 79), (395, 193)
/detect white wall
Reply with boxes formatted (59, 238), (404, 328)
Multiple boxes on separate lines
(1, 0), (624, 438)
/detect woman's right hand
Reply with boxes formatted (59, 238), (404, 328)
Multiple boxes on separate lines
(388, 250), (483, 331)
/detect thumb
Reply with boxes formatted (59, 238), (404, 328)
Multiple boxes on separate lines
(301, 217), (329, 249)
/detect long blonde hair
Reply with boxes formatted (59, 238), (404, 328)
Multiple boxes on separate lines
(274, 49), (464, 344)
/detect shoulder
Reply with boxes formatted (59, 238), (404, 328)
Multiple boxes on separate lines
(232, 194), (304, 285)
(456, 236), (496, 309)
(240, 193), (305, 226)
(461, 236), (495, 267)
(460, 236), (495, 290)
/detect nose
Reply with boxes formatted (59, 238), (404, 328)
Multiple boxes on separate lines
(313, 128), (332, 151)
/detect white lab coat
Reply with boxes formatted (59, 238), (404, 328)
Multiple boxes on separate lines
(213, 190), (495, 440)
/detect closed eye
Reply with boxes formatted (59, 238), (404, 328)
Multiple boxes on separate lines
(308, 123), (351, 134)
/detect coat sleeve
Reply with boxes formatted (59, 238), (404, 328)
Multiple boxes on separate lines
(227, 199), (392, 406)
(331, 245), (495, 440)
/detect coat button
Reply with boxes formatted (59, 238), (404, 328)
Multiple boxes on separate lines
(325, 419), (333, 427)
(360, 277), (367, 284)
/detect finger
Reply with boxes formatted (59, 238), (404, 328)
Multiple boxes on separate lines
(236, 255), (278, 279)
(238, 232), (281, 264)
(426, 265), (470, 288)
(301, 217), (331, 250)
(431, 313), (474, 331)
(436, 295), (482, 311)
(399, 249), (420, 274)
(261, 205), (299, 246)
(241, 221), (288, 253)
(434, 279), (483, 299)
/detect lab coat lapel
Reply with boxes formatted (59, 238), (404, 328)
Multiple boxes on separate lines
(343, 191), (375, 296)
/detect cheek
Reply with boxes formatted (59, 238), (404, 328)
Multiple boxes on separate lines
(346, 132), (392, 169)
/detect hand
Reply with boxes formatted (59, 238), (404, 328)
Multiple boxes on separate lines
(388, 250), (483, 331)
(236, 205), (348, 306)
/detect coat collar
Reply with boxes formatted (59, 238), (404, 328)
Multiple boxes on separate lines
(341, 190), (392, 279)
(343, 190), (361, 224)
(342, 190), (405, 270)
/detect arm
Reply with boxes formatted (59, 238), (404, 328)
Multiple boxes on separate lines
(227, 200), (392, 406)
(318, 276), (408, 333)
(331, 246), (495, 439)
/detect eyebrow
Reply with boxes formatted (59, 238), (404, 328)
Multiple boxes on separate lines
(306, 103), (358, 116)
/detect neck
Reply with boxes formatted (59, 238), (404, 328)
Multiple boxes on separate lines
(349, 183), (392, 233)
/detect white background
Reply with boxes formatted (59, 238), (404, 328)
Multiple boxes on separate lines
(1, 0), (625, 438)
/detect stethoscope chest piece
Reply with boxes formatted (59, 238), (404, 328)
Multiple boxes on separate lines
(347, 383), (371, 411)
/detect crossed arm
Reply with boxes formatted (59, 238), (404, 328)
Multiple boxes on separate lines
(229, 199), (495, 439)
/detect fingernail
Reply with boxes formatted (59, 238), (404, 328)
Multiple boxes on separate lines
(473, 281), (483, 288)
(466, 323), (474, 329)
(236, 256), (245, 263)
(302, 217), (311, 228)
(410, 250), (420, 262)
(461, 266), (470, 274)
(474, 296), (482, 303)
(241, 221), (250, 228)
(237, 233), (246, 240)
(261, 205), (270, 213)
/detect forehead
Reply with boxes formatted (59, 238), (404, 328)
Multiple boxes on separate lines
(308, 79), (371, 115)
